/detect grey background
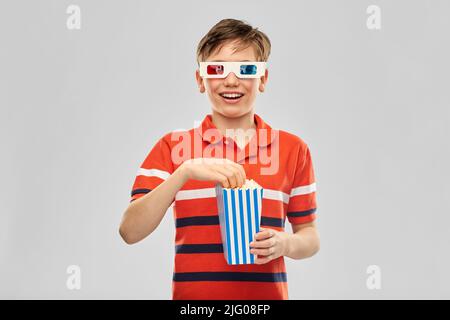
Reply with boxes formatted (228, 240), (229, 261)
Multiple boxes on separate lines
(1, 0), (449, 299)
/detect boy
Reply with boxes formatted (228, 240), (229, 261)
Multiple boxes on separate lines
(119, 19), (320, 300)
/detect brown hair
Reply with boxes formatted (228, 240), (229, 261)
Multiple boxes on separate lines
(196, 19), (271, 64)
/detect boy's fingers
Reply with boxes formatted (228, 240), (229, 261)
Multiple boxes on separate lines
(254, 229), (273, 241)
(240, 166), (247, 182)
(219, 164), (240, 188)
(212, 165), (234, 187)
(230, 166), (244, 187)
(250, 238), (274, 249)
(211, 171), (229, 188)
(236, 166), (246, 186)
(261, 227), (274, 234)
(215, 164), (237, 188)
(250, 248), (273, 256)
(214, 160), (246, 188)
(224, 159), (241, 181)
(226, 166), (241, 188)
(228, 162), (246, 182)
(226, 169), (238, 188)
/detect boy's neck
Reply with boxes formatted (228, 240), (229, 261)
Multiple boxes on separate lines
(211, 110), (256, 136)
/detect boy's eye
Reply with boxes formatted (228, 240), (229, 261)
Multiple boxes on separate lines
(207, 65), (224, 75)
(240, 64), (257, 75)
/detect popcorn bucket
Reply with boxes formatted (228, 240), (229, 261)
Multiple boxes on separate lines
(215, 179), (263, 265)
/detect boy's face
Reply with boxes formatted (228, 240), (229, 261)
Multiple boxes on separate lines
(196, 40), (268, 119)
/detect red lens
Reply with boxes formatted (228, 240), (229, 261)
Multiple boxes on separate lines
(207, 65), (224, 75)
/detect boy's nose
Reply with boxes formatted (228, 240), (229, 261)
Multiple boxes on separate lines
(223, 72), (239, 86)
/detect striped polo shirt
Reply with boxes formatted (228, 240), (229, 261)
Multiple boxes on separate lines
(130, 113), (317, 300)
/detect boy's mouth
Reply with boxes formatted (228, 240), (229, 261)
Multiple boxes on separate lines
(219, 92), (244, 104)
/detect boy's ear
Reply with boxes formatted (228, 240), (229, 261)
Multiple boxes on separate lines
(259, 68), (269, 93)
(195, 69), (206, 93)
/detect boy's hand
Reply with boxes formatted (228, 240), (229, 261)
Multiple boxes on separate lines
(180, 158), (246, 188)
(249, 228), (290, 264)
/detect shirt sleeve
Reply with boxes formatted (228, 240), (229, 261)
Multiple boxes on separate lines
(130, 134), (174, 203)
(287, 144), (317, 225)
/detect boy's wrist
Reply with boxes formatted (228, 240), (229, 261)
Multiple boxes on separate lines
(281, 232), (293, 257)
(175, 163), (190, 184)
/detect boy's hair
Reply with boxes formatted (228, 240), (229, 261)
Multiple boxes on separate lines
(196, 19), (271, 64)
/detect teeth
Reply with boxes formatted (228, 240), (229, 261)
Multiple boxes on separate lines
(221, 93), (243, 99)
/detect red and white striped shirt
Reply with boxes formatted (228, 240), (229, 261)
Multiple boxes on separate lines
(130, 113), (317, 299)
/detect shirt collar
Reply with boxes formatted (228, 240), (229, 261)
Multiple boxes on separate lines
(196, 113), (275, 147)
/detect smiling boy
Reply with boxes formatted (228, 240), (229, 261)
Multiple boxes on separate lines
(120, 19), (320, 300)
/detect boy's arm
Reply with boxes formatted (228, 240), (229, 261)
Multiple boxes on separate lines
(120, 158), (245, 245)
(119, 166), (188, 244)
(284, 222), (320, 260)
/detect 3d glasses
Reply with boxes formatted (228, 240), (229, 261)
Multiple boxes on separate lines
(199, 61), (266, 79)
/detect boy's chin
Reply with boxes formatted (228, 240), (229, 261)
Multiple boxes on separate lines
(216, 106), (251, 118)
(213, 105), (252, 118)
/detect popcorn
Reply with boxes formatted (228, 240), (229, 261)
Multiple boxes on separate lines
(240, 179), (262, 189)
(215, 179), (264, 265)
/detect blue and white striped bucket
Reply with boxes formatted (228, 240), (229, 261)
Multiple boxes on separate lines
(216, 184), (263, 265)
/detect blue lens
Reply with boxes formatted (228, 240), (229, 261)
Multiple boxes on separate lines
(240, 64), (257, 75)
